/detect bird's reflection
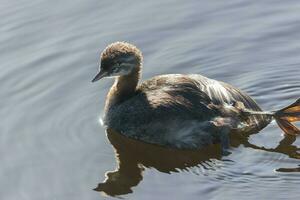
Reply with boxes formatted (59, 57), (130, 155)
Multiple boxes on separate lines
(94, 128), (300, 196)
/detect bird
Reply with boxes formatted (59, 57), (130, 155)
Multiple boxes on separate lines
(92, 41), (300, 150)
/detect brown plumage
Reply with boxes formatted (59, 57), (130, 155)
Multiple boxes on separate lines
(92, 41), (300, 150)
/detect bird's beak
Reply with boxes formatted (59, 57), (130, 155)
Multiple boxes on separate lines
(91, 70), (108, 82)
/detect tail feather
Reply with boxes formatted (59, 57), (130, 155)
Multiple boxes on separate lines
(274, 98), (300, 135)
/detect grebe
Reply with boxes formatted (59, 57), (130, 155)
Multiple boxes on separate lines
(92, 41), (300, 150)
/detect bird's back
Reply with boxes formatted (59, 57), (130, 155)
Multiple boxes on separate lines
(104, 74), (269, 134)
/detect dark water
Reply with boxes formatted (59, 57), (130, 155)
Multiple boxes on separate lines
(1, 0), (300, 199)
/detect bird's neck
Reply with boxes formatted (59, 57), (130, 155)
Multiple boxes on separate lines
(105, 66), (141, 111)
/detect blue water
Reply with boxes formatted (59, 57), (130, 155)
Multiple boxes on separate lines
(1, 0), (300, 199)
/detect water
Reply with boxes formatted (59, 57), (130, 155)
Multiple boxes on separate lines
(1, 0), (300, 199)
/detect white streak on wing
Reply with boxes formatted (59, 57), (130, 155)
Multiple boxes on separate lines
(205, 80), (232, 103)
(206, 85), (212, 100)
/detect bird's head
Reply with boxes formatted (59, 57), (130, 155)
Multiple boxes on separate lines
(92, 41), (142, 82)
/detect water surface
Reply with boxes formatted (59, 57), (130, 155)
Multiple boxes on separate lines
(1, 0), (300, 199)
